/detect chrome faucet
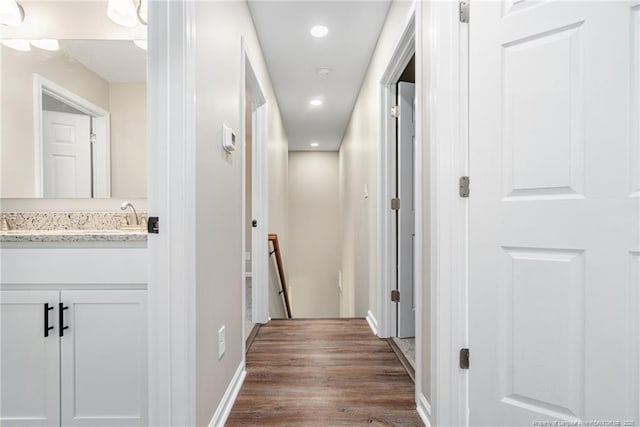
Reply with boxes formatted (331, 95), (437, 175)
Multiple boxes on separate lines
(120, 202), (140, 226)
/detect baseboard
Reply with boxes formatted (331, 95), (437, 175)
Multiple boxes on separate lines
(208, 362), (246, 427)
(366, 310), (379, 336)
(416, 392), (432, 427)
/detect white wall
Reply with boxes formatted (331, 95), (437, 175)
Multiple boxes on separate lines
(288, 152), (340, 318)
(191, 2), (288, 424)
(109, 83), (147, 199)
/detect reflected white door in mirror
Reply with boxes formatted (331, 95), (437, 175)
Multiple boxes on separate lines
(36, 76), (111, 198)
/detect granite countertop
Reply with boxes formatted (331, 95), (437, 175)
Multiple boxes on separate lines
(0, 212), (148, 243)
(0, 229), (148, 243)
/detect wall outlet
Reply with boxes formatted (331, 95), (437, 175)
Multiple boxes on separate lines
(338, 271), (343, 292)
(245, 251), (251, 261)
(218, 326), (225, 359)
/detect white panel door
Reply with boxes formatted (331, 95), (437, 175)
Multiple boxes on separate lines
(470, 1), (639, 425)
(60, 290), (147, 426)
(0, 291), (60, 426)
(397, 81), (416, 338)
(42, 111), (91, 198)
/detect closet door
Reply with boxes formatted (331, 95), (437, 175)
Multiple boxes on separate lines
(0, 290), (60, 426)
(60, 290), (147, 426)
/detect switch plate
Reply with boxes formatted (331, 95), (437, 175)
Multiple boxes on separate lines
(218, 326), (225, 359)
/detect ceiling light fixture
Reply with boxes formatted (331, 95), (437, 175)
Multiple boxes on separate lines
(309, 99), (323, 107)
(2, 39), (30, 51)
(0, 0), (24, 26)
(310, 25), (328, 38)
(310, 142), (319, 148)
(30, 39), (59, 51)
(133, 40), (147, 50)
(107, 0), (147, 27)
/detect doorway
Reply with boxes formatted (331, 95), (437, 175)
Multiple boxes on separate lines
(391, 55), (416, 369)
(241, 39), (269, 353)
(34, 75), (110, 198)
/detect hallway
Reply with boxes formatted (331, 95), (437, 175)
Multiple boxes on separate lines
(227, 319), (421, 426)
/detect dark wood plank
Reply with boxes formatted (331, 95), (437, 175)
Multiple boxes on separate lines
(226, 319), (423, 426)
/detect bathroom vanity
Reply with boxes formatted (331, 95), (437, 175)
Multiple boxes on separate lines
(0, 213), (148, 426)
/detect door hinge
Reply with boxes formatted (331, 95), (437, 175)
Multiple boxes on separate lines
(391, 289), (400, 302)
(459, 176), (470, 198)
(391, 105), (400, 118)
(459, 0), (469, 23)
(147, 216), (159, 234)
(460, 348), (470, 369)
(391, 198), (400, 210)
(90, 133), (97, 144)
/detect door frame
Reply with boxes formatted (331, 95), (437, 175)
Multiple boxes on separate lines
(241, 37), (269, 352)
(147, 0), (197, 425)
(33, 74), (111, 198)
(425, 1), (469, 426)
(377, 0), (415, 344)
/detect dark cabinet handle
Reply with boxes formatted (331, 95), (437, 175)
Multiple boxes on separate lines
(59, 303), (69, 336)
(43, 303), (54, 337)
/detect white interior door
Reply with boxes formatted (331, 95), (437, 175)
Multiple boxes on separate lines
(470, 1), (639, 425)
(0, 291), (60, 427)
(397, 81), (416, 338)
(42, 110), (91, 198)
(60, 290), (147, 426)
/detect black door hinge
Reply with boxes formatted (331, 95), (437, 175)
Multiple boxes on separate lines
(147, 216), (159, 234)
(460, 348), (470, 369)
(391, 289), (400, 302)
(459, 176), (470, 198)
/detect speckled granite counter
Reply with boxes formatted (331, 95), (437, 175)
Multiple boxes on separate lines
(0, 212), (148, 243)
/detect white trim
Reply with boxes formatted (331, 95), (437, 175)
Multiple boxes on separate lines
(207, 363), (247, 427)
(147, 0), (197, 425)
(377, 4), (416, 341)
(366, 310), (379, 336)
(417, 392), (432, 427)
(427, 1), (469, 426)
(241, 38), (269, 331)
(33, 74), (111, 198)
(414, 0), (426, 417)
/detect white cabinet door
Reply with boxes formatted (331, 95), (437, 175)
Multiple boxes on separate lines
(0, 291), (60, 426)
(469, 1), (639, 425)
(60, 290), (147, 426)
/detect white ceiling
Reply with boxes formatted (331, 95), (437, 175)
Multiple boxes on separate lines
(60, 40), (147, 83)
(248, 1), (391, 151)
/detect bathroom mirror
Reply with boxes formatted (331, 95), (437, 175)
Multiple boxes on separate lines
(0, 40), (147, 199)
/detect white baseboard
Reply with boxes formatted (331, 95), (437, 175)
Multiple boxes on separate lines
(208, 362), (247, 427)
(366, 310), (379, 336)
(417, 392), (432, 427)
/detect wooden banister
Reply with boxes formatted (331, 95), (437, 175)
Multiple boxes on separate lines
(268, 233), (292, 319)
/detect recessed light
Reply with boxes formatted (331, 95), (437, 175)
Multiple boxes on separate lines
(30, 40), (60, 51)
(2, 40), (30, 51)
(310, 25), (328, 38)
(310, 142), (320, 147)
(133, 40), (148, 50)
(309, 99), (323, 107)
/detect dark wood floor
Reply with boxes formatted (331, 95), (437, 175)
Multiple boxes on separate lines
(226, 318), (423, 426)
